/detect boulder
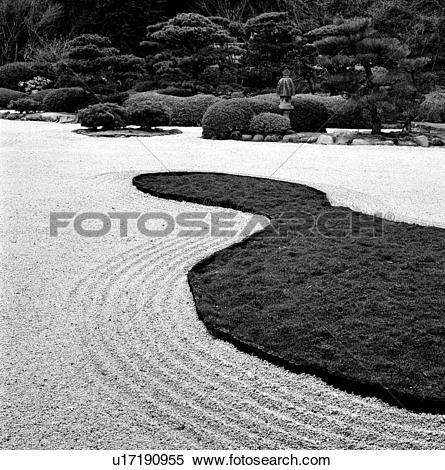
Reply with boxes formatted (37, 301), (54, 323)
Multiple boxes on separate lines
(282, 134), (300, 143)
(241, 134), (253, 141)
(40, 113), (62, 122)
(231, 131), (242, 140)
(264, 134), (281, 142)
(351, 138), (369, 145)
(413, 135), (429, 147)
(23, 113), (43, 121)
(431, 137), (444, 146)
(316, 134), (335, 145)
(57, 113), (78, 124)
(252, 134), (264, 142)
(334, 131), (354, 145)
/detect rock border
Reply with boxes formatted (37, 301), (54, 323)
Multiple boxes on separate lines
(231, 130), (445, 147)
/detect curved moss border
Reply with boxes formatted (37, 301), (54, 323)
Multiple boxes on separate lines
(133, 171), (445, 415)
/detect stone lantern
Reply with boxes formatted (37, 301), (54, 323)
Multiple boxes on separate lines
(277, 68), (295, 118)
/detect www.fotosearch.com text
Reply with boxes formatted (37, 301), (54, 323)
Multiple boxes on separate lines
(49, 210), (386, 239)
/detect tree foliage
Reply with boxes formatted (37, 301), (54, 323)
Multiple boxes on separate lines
(308, 17), (414, 133)
(143, 13), (238, 90)
(55, 34), (145, 94)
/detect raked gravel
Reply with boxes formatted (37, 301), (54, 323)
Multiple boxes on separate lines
(1, 121), (444, 449)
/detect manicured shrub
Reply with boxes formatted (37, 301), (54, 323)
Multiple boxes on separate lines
(0, 62), (54, 91)
(419, 91), (445, 123)
(202, 98), (254, 139)
(8, 97), (42, 113)
(289, 95), (329, 132)
(249, 112), (291, 134)
(124, 91), (178, 117)
(170, 94), (219, 126)
(43, 87), (91, 113)
(248, 93), (281, 115)
(78, 103), (128, 130)
(0, 88), (26, 108)
(125, 101), (170, 129)
(306, 94), (371, 128)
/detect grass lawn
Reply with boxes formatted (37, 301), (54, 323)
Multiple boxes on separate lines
(134, 172), (445, 413)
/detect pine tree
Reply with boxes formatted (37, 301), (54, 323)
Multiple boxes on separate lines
(142, 13), (237, 89)
(56, 34), (145, 94)
(308, 17), (411, 134)
(243, 12), (302, 88)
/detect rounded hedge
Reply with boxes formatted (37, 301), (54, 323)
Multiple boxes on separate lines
(170, 94), (219, 126)
(0, 88), (26, 108)
(124, 91), (177, 115)
(78, 103), (128, 130)
(248, 93), (281, 115)
(289, 96), (329, 132)
(249, 112), (291, 135)
(202, 98), (254, 139)
(125, 101), (170, 129)
(8, 97), (42, 113)
(43, 87), (91, 113)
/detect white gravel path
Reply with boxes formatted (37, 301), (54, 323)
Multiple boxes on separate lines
(1, 121), (444, 449)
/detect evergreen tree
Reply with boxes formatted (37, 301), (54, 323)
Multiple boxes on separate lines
(243, 12), (302, 88)
(308, 17), (411, 133)
(56, 34), (145, 94)
(142, 13), (237, 89)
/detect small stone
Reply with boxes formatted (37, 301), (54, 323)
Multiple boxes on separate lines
(413, 135), (429, 147)
(307, 136), (318, 144)
(397, 140), (417, 147)
(316, 134), (335, 145)
(241, 134), (253, 141)
(374, 140), (395, 146)
(230, 131), (242, 140)
(351, 138), (369, 145)
(264, 134), (281, 142)
(252, 134), (264, 142)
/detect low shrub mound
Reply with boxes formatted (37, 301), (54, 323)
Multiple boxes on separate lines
(78, 103), (128, 130)
(133, 172), (445, 414)
(249, 112), (291, 135)
(170, 94), (219, 126)
(125, 100), (170, 129)
(0, 88), (26, 108)
(43, 87), (91, 113)
(157, 87), (195, 97)
(8, 97), (42, 113)
(290, 95), (329, 132)
(202, 98), (254, 139)
(124, 91), (177, 116)
(419, 91), (445, 123)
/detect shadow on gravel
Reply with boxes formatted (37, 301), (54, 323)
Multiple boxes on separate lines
(133, 171), (445, 414)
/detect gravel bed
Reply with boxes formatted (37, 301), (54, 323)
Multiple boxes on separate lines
(1, 121), (444, 449)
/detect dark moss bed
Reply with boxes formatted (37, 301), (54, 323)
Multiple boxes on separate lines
(133, 172), (445, 414)
(74, 128), (181, 138)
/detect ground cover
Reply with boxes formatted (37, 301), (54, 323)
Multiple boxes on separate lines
(134, 172), (445, 413)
